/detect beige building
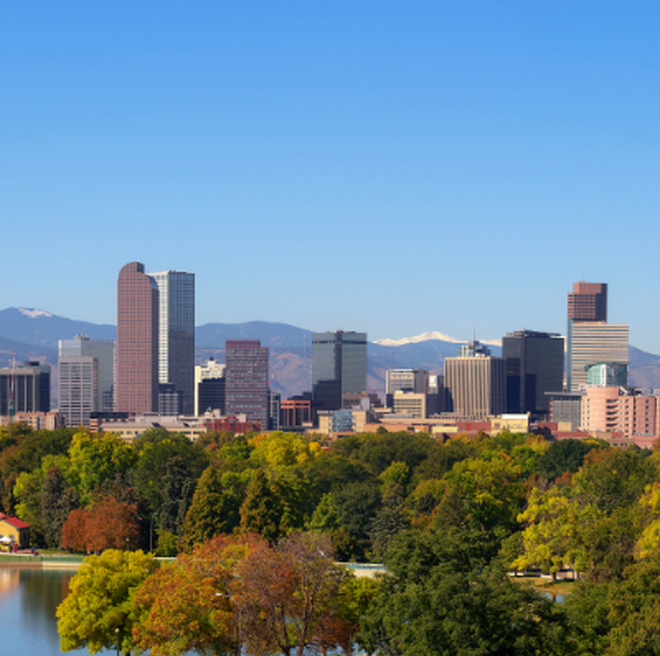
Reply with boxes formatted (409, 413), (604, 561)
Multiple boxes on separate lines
(444, 341), (506, 420)
(391, 392), (426, 418)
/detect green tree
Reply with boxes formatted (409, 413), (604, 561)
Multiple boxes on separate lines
(239, 469), (282, 543)
(56, 549), (159, 655)
(359, 527), (570, 656)
(180, 466), (249, 551)
(68, 431), (137, 505)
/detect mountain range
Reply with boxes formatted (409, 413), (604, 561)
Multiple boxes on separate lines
(0, 307), (659, 400)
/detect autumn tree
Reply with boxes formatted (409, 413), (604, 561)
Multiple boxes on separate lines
(133, 534), (246, 656)
(235, 531), (356, 656)
(57, 549), (159, 655)
(61, 496), (140, 553)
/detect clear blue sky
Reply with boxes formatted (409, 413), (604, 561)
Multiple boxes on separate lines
(3, 2), (660, 351)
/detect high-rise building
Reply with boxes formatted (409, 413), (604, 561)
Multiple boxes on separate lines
(0, 361), (51, 416)
(312, 331), (367, 410)
(502, 330), (564, 417)
(566, 282), (628, 392)
(567, 322), (629, 392)
(58, 335), (115, 427)
(225, 340), (269, 430)
(116, 262), (159, 414)
(195, 358), (225, 415)
(148, 270), (195, 415)
(444, 341), (506, 419)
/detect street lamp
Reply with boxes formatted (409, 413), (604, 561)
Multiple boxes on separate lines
(115, 627), (120, 656)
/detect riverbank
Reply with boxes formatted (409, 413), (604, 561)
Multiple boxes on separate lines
(0, 552), (82, 568)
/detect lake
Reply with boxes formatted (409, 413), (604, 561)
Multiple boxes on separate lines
(0, 566), (115, 656)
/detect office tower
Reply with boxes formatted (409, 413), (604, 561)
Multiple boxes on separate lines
(567, 323), (629, 392)
(502, 330), (564, 417)
(148, 270), (195, 415)
(565, 281), (628, 392)
(195, 358), (226, 415)
(58, 335), (115, 427)
(312, 331), (367, 411)
(117, 262), (159, 414)
(444, 341), (506, 419)
(225, 340), (269, 430)
(0, 361), (51, 416)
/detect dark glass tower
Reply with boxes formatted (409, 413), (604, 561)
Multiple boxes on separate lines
(311, 331), (367, 410)
(502, 330), (564, 418)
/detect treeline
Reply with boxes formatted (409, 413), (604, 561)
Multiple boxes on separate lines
(5, 423), (660, 653)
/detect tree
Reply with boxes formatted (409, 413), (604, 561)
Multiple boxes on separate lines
(239, 469), (282, 543)
(133, 535), (243, 656)
(57, 549), (159, 655)
(180, 467), (249, 551)
(513, 486), (592, 578)
(68, 431), (137, 505)
(61, 496), (140, 553)
(358, 527), (570, 656)
(235, 531), (355, 656)
(41, 462), (79, 548)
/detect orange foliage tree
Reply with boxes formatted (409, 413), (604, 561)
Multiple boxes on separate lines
(133, 534), (255, 656)
(60, 496), (139, 552)
(234, 531), (356, 656)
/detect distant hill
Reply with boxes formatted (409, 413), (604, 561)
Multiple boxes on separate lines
(0, 308), (659, 400)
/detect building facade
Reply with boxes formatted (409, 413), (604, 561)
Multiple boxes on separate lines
(0, 361), (51, 416)
(195, 358), (226, 415)
(502, 330), (564, 418)
(567, 322), (629, 392)
(58, 335), (115, 427)
(116, 262), (159, 414)
(312, 331), (367, 410)
(444, 341), (506, 419)
(148, 270), (195, 415)
(224, 340), (269, 431)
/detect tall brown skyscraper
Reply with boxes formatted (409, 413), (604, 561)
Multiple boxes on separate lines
(117, 262), (159, 414)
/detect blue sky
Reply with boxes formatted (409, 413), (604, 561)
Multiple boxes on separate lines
(3, 2), (660, 351)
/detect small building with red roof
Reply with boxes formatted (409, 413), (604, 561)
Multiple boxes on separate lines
(0, 513), (30, 549)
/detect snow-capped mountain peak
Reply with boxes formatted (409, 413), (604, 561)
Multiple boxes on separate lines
(18, 308), (53, 319)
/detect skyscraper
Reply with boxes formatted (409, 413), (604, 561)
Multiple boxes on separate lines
(566, 281), (628, 392)
(58, 335), (115, 427)
(148, 270), (195, 415)
(116, 262), (159, 414)
(444, 341), (506, 419)
(224, 340), (269, 430)
(502, 330), (564, 417)
(312, 331), (367, 410)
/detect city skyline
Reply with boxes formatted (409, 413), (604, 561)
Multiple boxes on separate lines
(3, 4), (660, 353)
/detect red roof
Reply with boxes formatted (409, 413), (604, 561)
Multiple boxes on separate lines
(0, 513), (30, 530)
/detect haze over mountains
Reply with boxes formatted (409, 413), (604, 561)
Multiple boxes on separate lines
(0, 307), (659, 400)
